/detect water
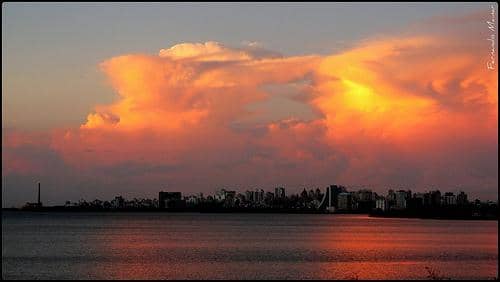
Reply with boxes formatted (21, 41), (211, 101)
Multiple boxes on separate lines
(2, 211), (498, 280)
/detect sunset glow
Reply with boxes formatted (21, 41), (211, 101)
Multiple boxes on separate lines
(2, 3), (497, 206)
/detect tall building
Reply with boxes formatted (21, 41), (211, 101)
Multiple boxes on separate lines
(337, 192), (353, 211)
(254, 189), (265, 203)
(215, 189), (233, 202)
(330, 185), (347, 209)
(111, 196), (125, 209)
(37, 182), (41, 206)
(235, 193), (246, 207)
(300, 188), (309, 199)
(158, 191), (183, 209)
(264, 192), (275, 205)
(443, 192), (457, 206)
(314, 188), (322, 200)
(375, 196), (387, 211)
(411, 193), (425, 209)
(317, 185), (347, 212)
(186, 195), (199, 206)
(308, 189), (315, 199)
(387, 189), (396, 209)
(414, 192), (425, 202)
(430, 190), (442, 207)
(23, 182), (43, 209)
(357, 189), (373, 202)
(457, 191), (468, 206)
(245, 190), (254, 202)
(395, 190), (411, 210)
(356, 189), (374, 211)
(275, 187), (286, 199)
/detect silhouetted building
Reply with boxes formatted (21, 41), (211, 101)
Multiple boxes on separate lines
(308, 189), (315, 200)
(337, 192), (353, 211)
(330, 185), (346, 209)
(317, 184), (347, 212)
(158, 191), (184, 209)
(38, 182), (41, 205)
(410, 193), (425, 209)
(300, 188), (309, 200)
(375, 196), (387, 211)
(429, 190), (442, 207)
(395, 190), (411, 210)
(443, 192), (457, 206)
(275, 187), (286, 199)
(235, 193), (246, 207)
(186, 195), (200, 206)
(111, 196), (125, 209)
(356, 189), (374, 212)
(255, 189), (265, 203)
(264, 192), (275, 205)
(386, 189), (396, 209)
(414, 192), (425, 203)
(314, 188), (322, 200)
(457, 191), (468, 206)
(24, 182), (43, 209)
(357, 189), (373, 202)
(215, 189), (236, 203)
(245, 190), (255, 202)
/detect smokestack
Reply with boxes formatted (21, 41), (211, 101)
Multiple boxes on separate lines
(38, 182), (40, 205)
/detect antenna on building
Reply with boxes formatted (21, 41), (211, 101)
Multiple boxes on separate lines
(38, 182), (41, 205)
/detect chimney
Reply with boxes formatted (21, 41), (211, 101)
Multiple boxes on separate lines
(38, 182), (41, 205)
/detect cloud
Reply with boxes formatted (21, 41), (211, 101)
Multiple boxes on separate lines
(51, 41), (321, 173)
(159, 41), (283, 62)
(308, 27), (497, 190)
(159, 41), (251, 61)
(3, 11), (498, 206)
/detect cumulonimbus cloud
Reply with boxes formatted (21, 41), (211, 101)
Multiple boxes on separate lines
(3, 11), (498, 203)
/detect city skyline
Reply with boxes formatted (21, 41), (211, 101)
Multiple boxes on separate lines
(2, 2), (498, 208)
(16, 181), (495, 209)
(6, 179), (499, 208)
(15, 182), (497, 221)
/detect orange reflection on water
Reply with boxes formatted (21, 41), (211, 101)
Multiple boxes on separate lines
(311, 215), (498, 280)
(86, 214), (498, 280)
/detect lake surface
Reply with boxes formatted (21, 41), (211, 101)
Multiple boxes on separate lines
(2, 211), (498, 280)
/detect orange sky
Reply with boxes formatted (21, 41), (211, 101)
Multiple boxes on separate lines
(2, 9), (498, 206)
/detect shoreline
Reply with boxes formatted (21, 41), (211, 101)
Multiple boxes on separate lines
(2, 208), (498, 220)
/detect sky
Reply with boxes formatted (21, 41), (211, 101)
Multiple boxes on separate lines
(2, 2), (498, 207)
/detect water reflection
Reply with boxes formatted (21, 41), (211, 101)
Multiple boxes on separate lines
(2, 212), (498, 280)
(312, 215), (498, 279)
